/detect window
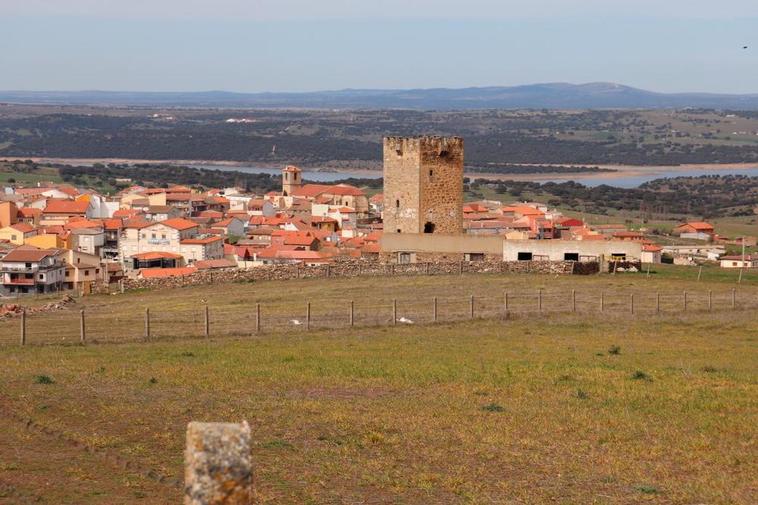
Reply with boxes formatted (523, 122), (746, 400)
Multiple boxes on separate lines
(429, 169), (434, 178)
(517, 252), (533, 261)
(564, 252), (579, 261)
(439, 150), (449, 157)
(398, 252), (413, 264)
(423, 222), (435, 233)
(395, 199), (400, 209)
(611, 253), (627, 261)
(465, 253), (485, 262)
(38, 274), (43, 280)
(25, 263), (31, 269)
(396, 229), (401, 233)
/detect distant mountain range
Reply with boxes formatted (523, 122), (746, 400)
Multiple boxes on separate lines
(3, 83), (758, 109)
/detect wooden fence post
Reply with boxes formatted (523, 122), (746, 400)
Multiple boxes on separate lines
(459, 260), (463, 275)
(630, 293), (634, 314)
(306, 302), (311, 330)
(469, 295), (475, 320)
(255, 303), (261, 333)
(738, 269), (743, 284)
(600, 291), (605, 312)
(708, 290), (712, 311)
(433, 297), (438, 323)
(326, 264), (331, 278)
(425, 262), (429, 275)
(204, 304), (210, 338)
(572, 289), (576, 313)
(656, 292), (660, 314)
(646, 264), (650, 278)
(538, 289), (543, 313)
(20, 308), (26, 346)
(80, 309), (86, 345)
(503, 291), (509, 319)
(731, 288), (736, 309)
(392, 299), (397, 325)
(697, 266), (702, 282)
(349, 300), (354, 327)
(683, 291), (688, 311)
(145, 308), (151, 340)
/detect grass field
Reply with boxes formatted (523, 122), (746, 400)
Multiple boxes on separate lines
(2, 266), (758, 346)
(1, 271), (757, 504)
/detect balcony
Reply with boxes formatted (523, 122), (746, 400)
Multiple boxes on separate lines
(5, 277), (35, 286)
(0, 266), (38, 274)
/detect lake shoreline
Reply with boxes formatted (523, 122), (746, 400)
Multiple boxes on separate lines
(3, 156), (757, 185)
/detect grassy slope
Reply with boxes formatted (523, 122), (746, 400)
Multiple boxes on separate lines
(0, 272), (756, 504)
(0, 315), (755, 504)
(4, 267), (758, 345)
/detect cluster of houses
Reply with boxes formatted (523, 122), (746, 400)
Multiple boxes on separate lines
(0, 161), (754, 297)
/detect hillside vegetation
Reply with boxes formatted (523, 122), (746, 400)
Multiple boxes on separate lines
(3, 106), (758, 167)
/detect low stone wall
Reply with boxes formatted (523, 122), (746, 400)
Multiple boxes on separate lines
(0, 294), (76, 320)
(95, 259), (599, 294)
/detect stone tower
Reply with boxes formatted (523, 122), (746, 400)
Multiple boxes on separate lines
(383, 136), (464, 235)
(282, 165), (302, 196)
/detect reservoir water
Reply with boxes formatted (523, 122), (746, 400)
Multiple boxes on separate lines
(193, 163), (758, 188)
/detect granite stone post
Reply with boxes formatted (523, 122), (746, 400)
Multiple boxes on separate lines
(185, 421), (253, 505)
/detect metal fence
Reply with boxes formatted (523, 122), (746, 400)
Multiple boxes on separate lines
(2, 286), (755, 346)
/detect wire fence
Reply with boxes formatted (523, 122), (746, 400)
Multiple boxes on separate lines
(2, 286), (756, 346)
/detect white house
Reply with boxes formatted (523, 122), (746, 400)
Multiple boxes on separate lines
(719, 255), (758, 269)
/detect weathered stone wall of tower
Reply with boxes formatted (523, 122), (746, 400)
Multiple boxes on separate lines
(383, 137), (422, 234)
(418, 136), (463, 235)
(383, 136), (463, 235)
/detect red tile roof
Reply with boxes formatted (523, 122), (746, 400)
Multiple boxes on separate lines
(102, 218), (123, 230)
(160, 218), (198, 231)
(180, 236), (223, 245)
(7, 223), (35, 233)
(139, 267), (197, 278)
(195, 258), (237, 269)
(292, 183), (364, 198)
(43, 199), (89, 214)
(132, 251), (183, 260)
(676, 221), (715, 231)
(17, 207), (41, 218)
(64, 219), (103, 230)
(2, 247), (60, 262)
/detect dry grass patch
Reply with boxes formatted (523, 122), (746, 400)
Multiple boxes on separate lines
(0, 309), (756, 504)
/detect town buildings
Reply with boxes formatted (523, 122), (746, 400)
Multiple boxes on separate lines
(0, 136), (750, 296)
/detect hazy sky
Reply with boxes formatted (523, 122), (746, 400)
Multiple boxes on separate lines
(2, 0), (757, 93)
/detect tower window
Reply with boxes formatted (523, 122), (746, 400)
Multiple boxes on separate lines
(395, 199), (400, 208)
(429, 169), (433, 177)
(439, 150), (449, 158)
(423, 222), (435, 233)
